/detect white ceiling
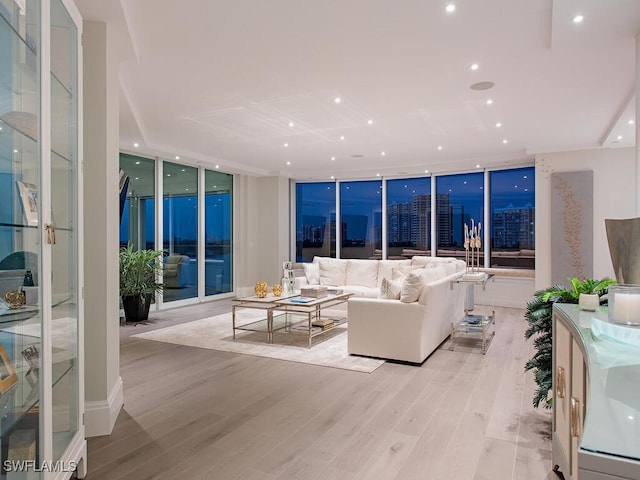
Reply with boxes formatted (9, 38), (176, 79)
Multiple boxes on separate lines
(76, 0), (640, 180)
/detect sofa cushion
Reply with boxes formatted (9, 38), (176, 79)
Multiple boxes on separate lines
(303, 263), (320, 284)
(379, 277), (402, 300)
(377, 259), (411, 289)
(417, 266), (447, 305)
(400, 271), (424, 303)
(341, 285), (377, 298)
(318, 258), (347, 286)
(346, 259), (379, 288)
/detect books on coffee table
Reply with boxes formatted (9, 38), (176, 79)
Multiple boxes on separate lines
(300, 286), (328, 298)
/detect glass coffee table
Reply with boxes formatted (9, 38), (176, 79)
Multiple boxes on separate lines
(231, 293), (298, 343)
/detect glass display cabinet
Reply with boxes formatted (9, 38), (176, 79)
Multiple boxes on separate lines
(0, 0), (85, 478)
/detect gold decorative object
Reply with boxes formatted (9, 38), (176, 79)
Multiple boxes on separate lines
(4, 290), (26, 309)
(254, 281), (269, 298)
(272, 284), (283, 297)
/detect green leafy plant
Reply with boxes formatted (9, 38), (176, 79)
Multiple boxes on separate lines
(524, 277), (615, 409)
(119, 245), (165, 298)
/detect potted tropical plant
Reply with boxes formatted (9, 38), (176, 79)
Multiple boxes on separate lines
(119, 245), (165, 322)
(524, 277), (615, 409)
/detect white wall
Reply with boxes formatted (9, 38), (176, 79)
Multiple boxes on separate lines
(535, 147), (636, 290)
(83, 21), (123, 437)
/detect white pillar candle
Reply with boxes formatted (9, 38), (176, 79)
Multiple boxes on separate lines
(613, 293), (640, 324)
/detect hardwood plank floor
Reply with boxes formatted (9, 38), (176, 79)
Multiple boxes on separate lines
(85, 301), (552, 480)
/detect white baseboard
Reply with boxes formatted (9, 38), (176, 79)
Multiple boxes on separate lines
(84, 376), (123, 437)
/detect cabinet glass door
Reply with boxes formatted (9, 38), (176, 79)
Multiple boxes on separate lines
(0, 0), (43, 472)
(49, 0), (78, 461)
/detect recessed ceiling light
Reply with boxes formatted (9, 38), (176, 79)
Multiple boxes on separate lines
(289, 122), (294, 127)
(496, 122), (502, 128)
(376, 173), (381, 177)
(133, 143), (139, 148)
(135, 161), (141, 165)
(617, 135), (623, 140)
(367, 120), (373, 125)
(445, 3), (456, 13)
(284, 143), (289, 147)
(572, 14), (584, 24)
(502, 139), (508, 144)
(286, 161), (291, 165)
(0, 126), (3, 131)
(486, 99), (493, 105)
(175, 156), (180, 160)
(215, 165), (220, 169)
(331, 156), (336, 161)
(424, 169), (429, 173)
(334, 97), (341, 104)
(629, 415), (635, 420)
(340, 136), (345, 141)
(628, 119), (635, 125)
(470, 63), (479, 71)
(13, 149), (18, 153)
(381, 151), (386, 156)
(330, 175), (335, 179)
(437, 146), (443, 150)
(476, 164), (481, 168)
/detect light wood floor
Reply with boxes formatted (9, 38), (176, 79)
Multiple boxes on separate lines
(85, 301), (554, 480)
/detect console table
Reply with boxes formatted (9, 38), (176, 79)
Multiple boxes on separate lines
(552, 303), (640, 479)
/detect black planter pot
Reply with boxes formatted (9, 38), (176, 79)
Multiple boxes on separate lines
(122, 294), (152, 322)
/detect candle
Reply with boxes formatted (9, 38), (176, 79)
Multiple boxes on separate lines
(612, 292), (640, 324)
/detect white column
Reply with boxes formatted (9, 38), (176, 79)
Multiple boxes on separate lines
(82, 21), (123, 437)
(636, 33), (640, 215)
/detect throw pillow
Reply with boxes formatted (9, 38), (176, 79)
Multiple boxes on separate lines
(391, 264), (421, 280)
(379, 277), (402, 300)
(303, 262), (320, 285)
(317, 257), (347, 286)
(400, 271), (424, 303)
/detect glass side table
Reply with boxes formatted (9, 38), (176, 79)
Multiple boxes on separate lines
(449, 273), (496, 353)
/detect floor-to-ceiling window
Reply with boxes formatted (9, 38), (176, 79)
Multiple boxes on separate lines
(205, 169), (233, 295)
(119, 154), (155, 250)
(489, 167), (535, 268)
(340, 180), (382, 259)
(295, 182), (336, 262)
(435, 172), (484, 257)
(386, 177), (431, 258)
(163, 162), (198, 302)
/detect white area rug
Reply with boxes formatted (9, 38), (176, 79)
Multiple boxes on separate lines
(131, 311), (385, 373)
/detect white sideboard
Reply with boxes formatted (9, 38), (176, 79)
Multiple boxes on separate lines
(553, 303), (640, 480)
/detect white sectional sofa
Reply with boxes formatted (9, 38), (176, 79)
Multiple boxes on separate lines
(295, 256), (467, 364)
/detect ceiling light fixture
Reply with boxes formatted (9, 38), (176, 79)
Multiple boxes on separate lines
(367, 120), (373, 125)
(133, 142), (139, 148)
(175, 156), (180, 160)
(437, 146), (443, 150)
(284, 143), (289, 147)
(331, 156), (336, 161)
(629, 119), (635, 125)
(381, 151), (386, 156)
(486, 99), (493, 105)
(13, 149), (18, 153)
(334, 97), (341, 104)
(215, 165), (220, 169)
(424, 169), (429, 173)
(502, 139), (508, 144)
(476, 164), (481, 168)
(330, 175), (335, 179)
(340, 136), (345, 141)
(617, 135), (623, 140)
(496, 122), (502, 128)
(289, 122), (294, 127)
(445, 3), (456, 13)
(572, 14), (584, 24)
(470, 63), (479, 71)
(376, 173), (381, 177)
(286, 161), (291, 165)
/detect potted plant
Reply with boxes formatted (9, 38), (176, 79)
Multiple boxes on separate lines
(524, 277), (615, 409)
(119, 245), (165, 322)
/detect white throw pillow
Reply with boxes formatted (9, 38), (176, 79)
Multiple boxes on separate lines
(392, 264), (422, 280)
(400, 271), (424, 303)
(417, 266), (446, 305)
(377, 259), (411, 288)
(303, 262), (320, 285)
(379, 277), (402, 300)
(318, 257), (347, 286)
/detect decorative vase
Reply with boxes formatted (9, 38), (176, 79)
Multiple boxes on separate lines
(605, 218), (640, 284)
(578, 293), (599, 312)
(254, 281), (269, 298)
(272, 284), (283, 297)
